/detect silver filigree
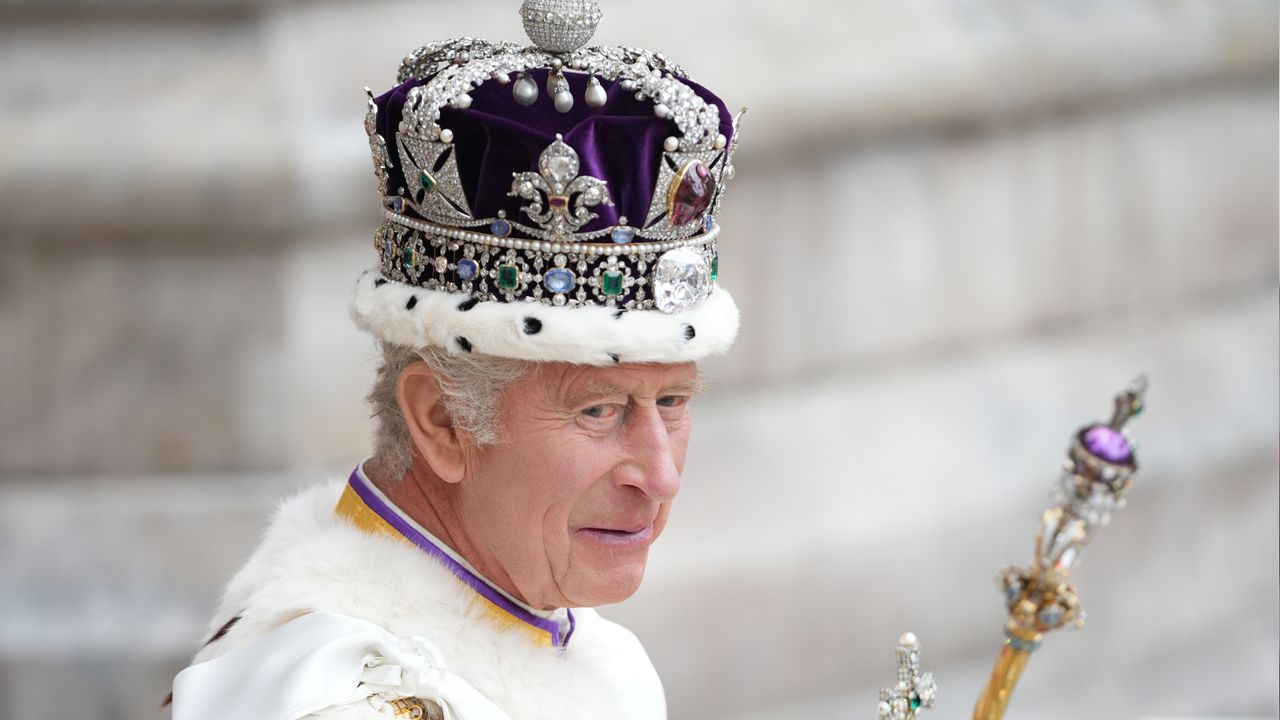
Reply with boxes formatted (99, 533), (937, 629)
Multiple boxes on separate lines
(510, 135), (613, 240)
(397, 134), (474, 224)
(365, 89), (392, 197)
(710, 107), (745, 217)
(394, 41), (718, 152)
(397, 38), (527, 85)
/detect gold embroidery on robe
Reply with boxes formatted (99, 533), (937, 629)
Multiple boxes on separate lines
(387, 697), (445, 719)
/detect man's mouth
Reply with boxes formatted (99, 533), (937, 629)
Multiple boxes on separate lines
(575, 522), (655, 547)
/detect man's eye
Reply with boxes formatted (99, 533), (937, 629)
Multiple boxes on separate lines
(581, 405), (609, 418)
(657, 395), (688, 408)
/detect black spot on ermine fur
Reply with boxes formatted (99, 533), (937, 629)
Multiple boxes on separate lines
(405, 295), (418, 310)
(457, 297), (479, 312)
(456, 336), (473, 353)
(608, 353), (620, 363)
(683, 324), (696, 341)
(523, 317), (542, 335)
(374, 277), (387, 287)
(203, 614), (242, 647)
(613, 309), (626, 319)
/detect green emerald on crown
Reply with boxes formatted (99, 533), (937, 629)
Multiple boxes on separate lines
(601, 270), (624, 296)
(497, 264), (519, 290)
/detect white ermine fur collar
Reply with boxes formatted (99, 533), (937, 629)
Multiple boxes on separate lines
(190, 480), (665, 719)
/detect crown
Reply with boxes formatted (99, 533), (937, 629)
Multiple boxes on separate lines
(350, 0), (742, 363)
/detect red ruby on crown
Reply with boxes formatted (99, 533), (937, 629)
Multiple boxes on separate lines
(669, 161), (716, 227)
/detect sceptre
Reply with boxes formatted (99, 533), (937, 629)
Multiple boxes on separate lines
(974, 376), (1147, 719)
(876, 377), (1148, 719)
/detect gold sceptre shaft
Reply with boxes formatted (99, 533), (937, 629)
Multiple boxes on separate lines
(971, 617), (1040, 719)
(972, 377), (1148, 720)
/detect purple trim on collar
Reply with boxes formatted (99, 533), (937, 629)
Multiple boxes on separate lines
(348, 469), (574, 648)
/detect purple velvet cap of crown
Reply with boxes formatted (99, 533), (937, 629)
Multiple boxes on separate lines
(372, 67), (733, 233)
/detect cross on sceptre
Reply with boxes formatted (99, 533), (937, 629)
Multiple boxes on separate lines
(876, 632), (936, 719)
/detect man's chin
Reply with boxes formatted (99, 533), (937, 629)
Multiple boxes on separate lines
(565, 558), (648, 606)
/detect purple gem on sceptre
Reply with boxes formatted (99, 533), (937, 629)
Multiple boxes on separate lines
(1083, 425), (1132, 464)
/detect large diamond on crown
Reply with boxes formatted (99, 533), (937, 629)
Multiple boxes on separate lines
(652, 247), (711, 314)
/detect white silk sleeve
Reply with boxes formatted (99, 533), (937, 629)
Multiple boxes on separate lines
(172, 611), (511, 720)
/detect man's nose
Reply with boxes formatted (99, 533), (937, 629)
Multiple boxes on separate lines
(618, 406), (682, 502)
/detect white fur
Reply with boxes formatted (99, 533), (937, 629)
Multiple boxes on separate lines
(349, 269), (739, 365)
(192, 481), (666, 719)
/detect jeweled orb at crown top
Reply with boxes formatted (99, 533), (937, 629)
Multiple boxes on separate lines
(520, 0), (602, 53)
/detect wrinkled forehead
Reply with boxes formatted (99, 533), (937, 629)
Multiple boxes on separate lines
(535, 361), (701, 404)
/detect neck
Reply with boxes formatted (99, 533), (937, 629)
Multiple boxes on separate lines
(367, 455), (538, 609)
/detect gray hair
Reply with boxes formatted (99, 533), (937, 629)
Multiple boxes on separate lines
(367, 343), (531, 481)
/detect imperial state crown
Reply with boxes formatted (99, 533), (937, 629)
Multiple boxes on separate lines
(350, 0), (742, 365)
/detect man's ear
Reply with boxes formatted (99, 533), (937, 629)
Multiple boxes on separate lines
(397, 361), (466, 484)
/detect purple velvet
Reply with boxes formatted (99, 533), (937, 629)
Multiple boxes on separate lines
(374, 68), (733, 233)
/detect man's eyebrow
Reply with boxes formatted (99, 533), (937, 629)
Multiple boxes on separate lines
(564, 380), (630, 406)
(565, 375), (706, 405)
(663, 376), (707, 397)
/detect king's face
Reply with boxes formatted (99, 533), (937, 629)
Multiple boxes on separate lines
(458, 361), (700, 609)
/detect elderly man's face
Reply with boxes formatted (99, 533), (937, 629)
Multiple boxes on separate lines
(457, 361), (698, 609)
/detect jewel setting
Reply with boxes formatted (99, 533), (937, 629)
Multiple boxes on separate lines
(652, 246), (711, 313)
(510, 135), (614, 240)
(877, 632), (936, 720)
(377, 211), (719, 311)
(668, 160), (716, 227)
(1081, 425), (1132, 465)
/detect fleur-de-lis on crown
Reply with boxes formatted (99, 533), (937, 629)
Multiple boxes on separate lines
(510, 134), (613, 240)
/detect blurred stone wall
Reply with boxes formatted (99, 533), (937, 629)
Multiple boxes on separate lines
(1, 1), (1276, 719)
